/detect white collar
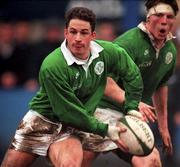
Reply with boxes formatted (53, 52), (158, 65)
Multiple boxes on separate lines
(61, 39), (104, 66)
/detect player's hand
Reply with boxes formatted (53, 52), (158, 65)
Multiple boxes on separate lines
(138, 102), (157, 122)
(160, 129), (173, 155)
(107, 125), (129, 152)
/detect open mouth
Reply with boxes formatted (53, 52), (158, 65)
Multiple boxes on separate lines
(159, 29), (166, 34)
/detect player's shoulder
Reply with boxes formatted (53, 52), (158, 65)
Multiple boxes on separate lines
(122, 27), (140, 35)
(94, 39), (124, 52)
(114, 27), (144, 43)
(95, 39), (113, 47)
(41, 47), (67, 71)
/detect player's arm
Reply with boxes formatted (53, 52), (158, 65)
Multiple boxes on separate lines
(104, 77), (125, 104)
(152, 85), (173, 155)
(104, 77), (156, 122)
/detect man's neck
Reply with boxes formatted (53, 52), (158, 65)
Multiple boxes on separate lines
(153, 39), (166, 49)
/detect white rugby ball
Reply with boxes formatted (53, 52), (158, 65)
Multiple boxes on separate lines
(118, 115), (154, 156)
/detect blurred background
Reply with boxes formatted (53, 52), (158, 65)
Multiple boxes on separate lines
(0, 0), (180, 166)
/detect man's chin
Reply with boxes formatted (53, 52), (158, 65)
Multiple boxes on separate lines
(156, 34), (167, 40)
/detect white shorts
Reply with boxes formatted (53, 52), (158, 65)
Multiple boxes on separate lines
(10, 110), (75, 156)
(78, 108), (124, 152)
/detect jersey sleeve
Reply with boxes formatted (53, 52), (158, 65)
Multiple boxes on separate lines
(110, 45), (143, 113)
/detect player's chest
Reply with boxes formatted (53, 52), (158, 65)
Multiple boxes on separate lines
(69, 62), (105, 92)
(137, 47), (174, 71)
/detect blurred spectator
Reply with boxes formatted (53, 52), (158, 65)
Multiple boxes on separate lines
(24, 21), (63, 91)
(96, 22), (117, 41)
(0, 22), (16, 89)
(10, 21), (32, 87)
(0, 72), (17, 90)
(66, 0), (124, 19)
(28, 21), (45, 43)
(13, 21), (31, 43)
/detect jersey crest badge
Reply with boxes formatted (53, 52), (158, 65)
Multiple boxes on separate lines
(72, 72), (82, 90)
(75, 72), (80, 79)
(165, 52), (173, 64)
(94, 61), (104, 75)
(144, 49), (149, 56)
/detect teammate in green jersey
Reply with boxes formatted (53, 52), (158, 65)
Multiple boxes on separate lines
(81, 0), (179, 167)
(1, 7), (144, 167)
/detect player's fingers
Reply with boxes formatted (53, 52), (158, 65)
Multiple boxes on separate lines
(144, 109), (156, 122)
(139, 107), (157, 122)
(148, 108), (157, 120)
(139, 102), (157, 122)
(146, 104), (155, 111)
(163, 138), (173, 155)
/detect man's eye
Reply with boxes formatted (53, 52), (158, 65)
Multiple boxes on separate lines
(154, 13), (175, 19)
(81, 31), (89, 35)
(167, 15), (175, 19)
(70, 31), (77, 34)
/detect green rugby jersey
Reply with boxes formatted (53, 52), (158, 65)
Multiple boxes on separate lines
(99, 24), (177, 112)
(29, 40), (143, 137)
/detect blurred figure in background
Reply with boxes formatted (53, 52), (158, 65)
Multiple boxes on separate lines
(96, 22), (117, 41)
(10, 21), (32, 88)
(0, 22), (16, 89)
(24, 21), (63, 91)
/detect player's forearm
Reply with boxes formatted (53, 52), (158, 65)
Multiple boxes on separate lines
(156, 108), (168, 130)
(104, 77), (125, 104)
(152, 86), (168, 130)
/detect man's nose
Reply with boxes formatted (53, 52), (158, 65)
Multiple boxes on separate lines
(160, 15), (168, 24)
(75, 33), (82, 41)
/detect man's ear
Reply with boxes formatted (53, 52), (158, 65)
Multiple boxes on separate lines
(64, 28), (68, 38)
(92, 31), (96, 40)
(146, 17), (150, 22)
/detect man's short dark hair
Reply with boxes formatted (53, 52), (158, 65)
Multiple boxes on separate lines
(145, 0), (179, 16)
(65, 7), (96, 32)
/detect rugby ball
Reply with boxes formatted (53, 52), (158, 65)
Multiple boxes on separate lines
(118, 115), (154, 156)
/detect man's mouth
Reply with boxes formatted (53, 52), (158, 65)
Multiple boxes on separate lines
(74, 44), (83, 48)
(159, 29), (166, 34)
(75, 45), (83, 48)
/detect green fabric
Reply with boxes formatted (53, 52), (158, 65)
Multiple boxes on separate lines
(29, 40), (143, 137)
(99, 27), (177, 112)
